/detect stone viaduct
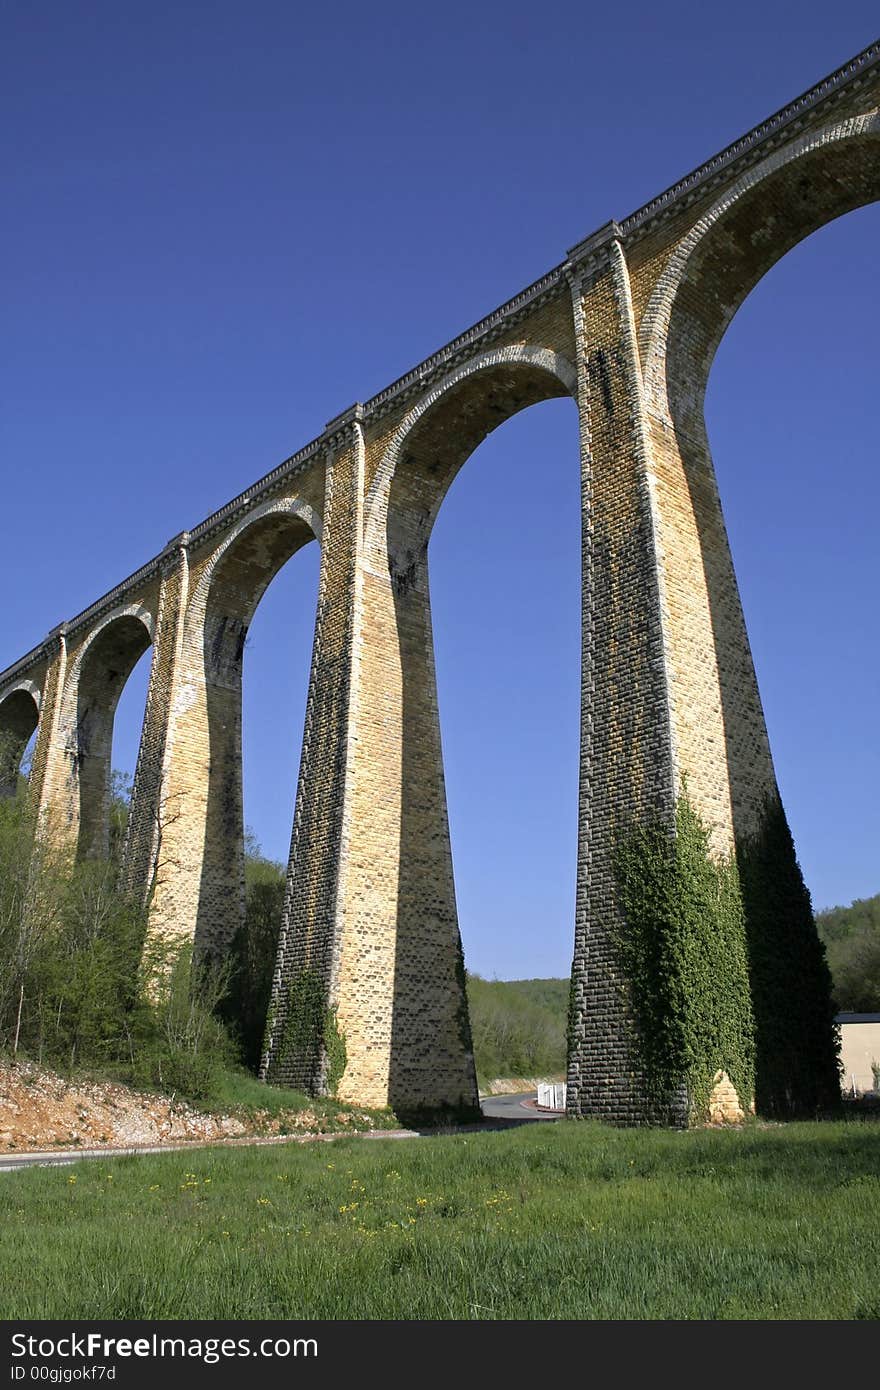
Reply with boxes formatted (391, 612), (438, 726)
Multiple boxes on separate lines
(2, 44), (877, 1123)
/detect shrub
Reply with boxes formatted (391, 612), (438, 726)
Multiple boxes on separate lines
(131, 938), (236, 1099)
(0, 780), (240, 1103)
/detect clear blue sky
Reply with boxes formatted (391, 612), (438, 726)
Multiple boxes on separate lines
(2, 4), (877, 979)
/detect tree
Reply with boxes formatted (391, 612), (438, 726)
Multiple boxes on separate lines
(220, 830), (286, 1072)
(817, 893), (880, 1013)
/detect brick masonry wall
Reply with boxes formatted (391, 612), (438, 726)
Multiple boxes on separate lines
(121, 542), (189, 909)
(27, 641), (63, 823)
(565, 241), (684, 1125)
(262, 436), (360, 1094)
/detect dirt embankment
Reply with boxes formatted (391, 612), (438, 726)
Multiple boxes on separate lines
(479, 1076), (564, 1097)
(0, 1062), (358, 1152)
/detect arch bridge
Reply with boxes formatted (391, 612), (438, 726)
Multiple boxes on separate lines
(3, 44), (877, 1122)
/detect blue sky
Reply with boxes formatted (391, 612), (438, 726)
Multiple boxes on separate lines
(2, 4), (877, 978)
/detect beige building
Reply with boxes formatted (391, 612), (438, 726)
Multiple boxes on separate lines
(838, 1015), (880, 1095)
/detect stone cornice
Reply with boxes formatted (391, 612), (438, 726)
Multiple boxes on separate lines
(361, 271), (569, 421)
(0, 644), (48, 692)
(0, 626), (65, 694)
(565, 220), (623, 280)
(323, 403), (365, 449)
(63, 558), (163, 642)
(619, 41), (880, 241)
(186, 437), (327, 552)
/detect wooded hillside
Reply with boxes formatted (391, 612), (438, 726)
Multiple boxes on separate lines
(465, 975), (567, 1082)
(816, 892), (880, 1013)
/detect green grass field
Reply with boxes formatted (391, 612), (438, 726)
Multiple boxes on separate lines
(2, 1119), (878, 1319)
(162, 1065), (400, 1130)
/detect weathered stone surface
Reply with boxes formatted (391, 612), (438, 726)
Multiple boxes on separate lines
(708, 1071), (746, 1124)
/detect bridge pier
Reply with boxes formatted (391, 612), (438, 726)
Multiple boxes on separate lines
(262, 414), (479, 1117)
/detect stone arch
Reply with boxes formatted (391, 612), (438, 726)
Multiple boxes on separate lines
(187, 497), (322, 634)
(0, 680), (41, 798)
(633, 110), (880, 853)
(189, 496), (321, 956)
(641, 111), (880, 433)
(364, 344), (577, 566)
(63, 605), (154, 859)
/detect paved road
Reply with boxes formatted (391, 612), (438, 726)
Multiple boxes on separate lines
(0, 1127), (419, 1173)
(480, 1092), (562, 1122)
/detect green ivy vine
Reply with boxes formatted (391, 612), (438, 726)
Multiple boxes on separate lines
(612, 792), (755, 1122)
(278, 968), (347, 1097)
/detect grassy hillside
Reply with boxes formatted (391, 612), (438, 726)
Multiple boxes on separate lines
(2, 1120), (878, 1319)
(816, 892), (880, 1013)
(466, 975), (567, 1082)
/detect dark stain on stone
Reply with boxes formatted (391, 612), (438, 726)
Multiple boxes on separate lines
(591, 348), (615, 419)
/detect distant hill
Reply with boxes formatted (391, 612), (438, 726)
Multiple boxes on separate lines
(466, 975), (567, 1083)
(816, 892), (880, 1013)
(816, 892), (880, 942)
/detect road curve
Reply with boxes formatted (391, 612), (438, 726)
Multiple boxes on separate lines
(480, 1092), (562, 1122)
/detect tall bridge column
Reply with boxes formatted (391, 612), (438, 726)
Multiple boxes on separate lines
(142, 524), (255, 958)
(121, 537), (190, 915)
(566, 228), (683, 1124)
(336, 462), (479, 1118)
(260, 419), (365, 1096)
(568, 215), (840, 1122)
(263, 408), (479, 1118)
(32, 630), (70, 843)
(21, 637), (63, 819)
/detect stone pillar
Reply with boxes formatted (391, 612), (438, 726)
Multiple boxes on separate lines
(566, 226), (682, 1124)
(22, 642), (61, 819)
(264, 407), (479, 1119)
(567, 223), (838, 1122)
(634, 243), (840, 1116)
(122, 537), (190, 912)
(336, 468), (478, 1117)
(139, 520), (277, 964)
(134, 537), (203, 953)
(262, 421), (361, 1094)
(639, 347), (777, 857)
(32, 627), (72, 849)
